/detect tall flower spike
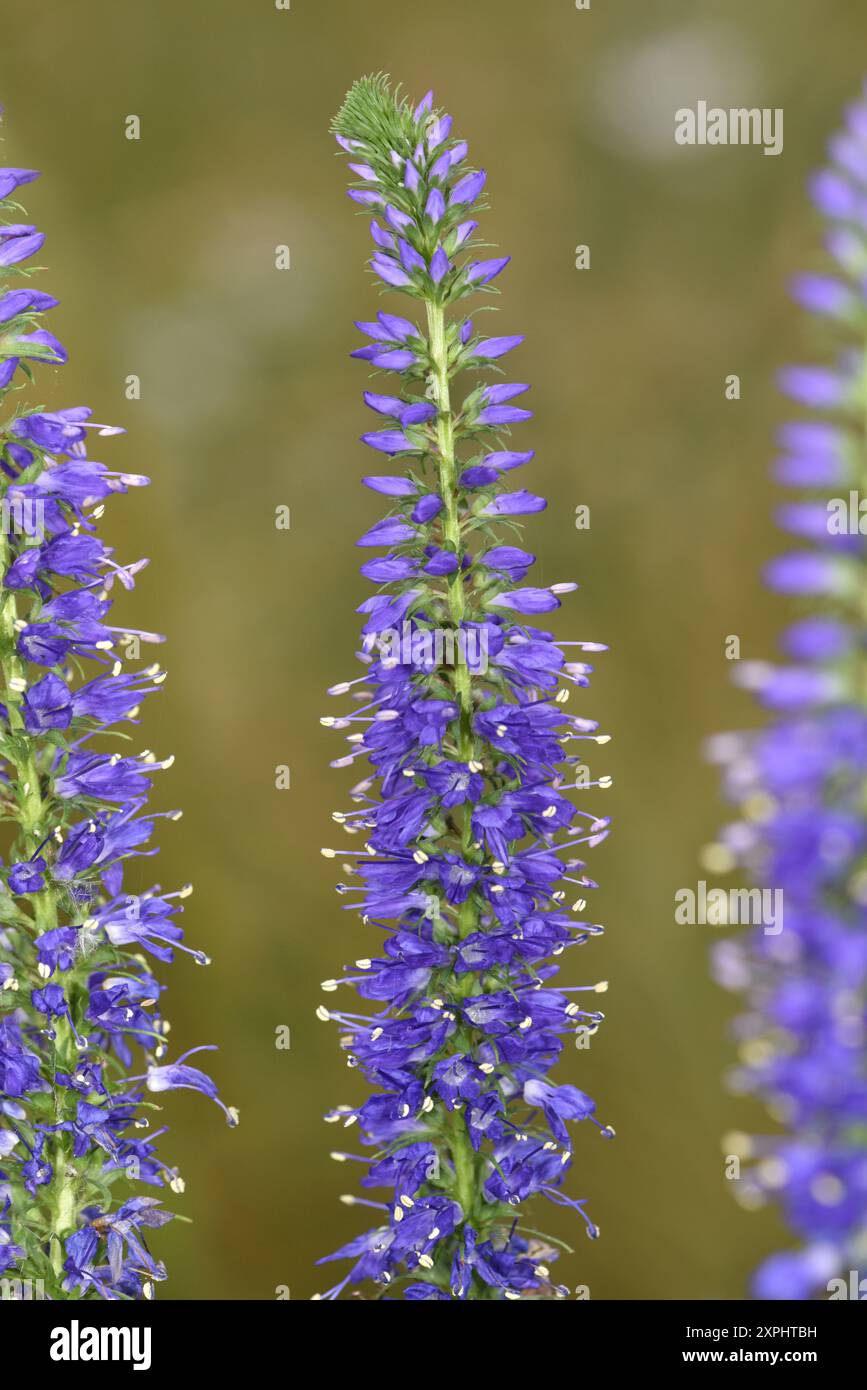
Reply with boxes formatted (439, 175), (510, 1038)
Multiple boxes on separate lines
(318, 75), (613, 1301)
(0, 121), (236, 1301)
(709, 84), (867, 1302)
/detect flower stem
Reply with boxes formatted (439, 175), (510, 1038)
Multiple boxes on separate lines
(426, 299), (473, 760)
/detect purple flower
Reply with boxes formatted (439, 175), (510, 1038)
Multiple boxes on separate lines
(450, 169), (487, 207)
(425, 189), (446, 224)
(323, 74), (612, 1301)
(361, 428), (416, 455)
(0, 169), (39, 200)
(144, 1047), (238, 1126)
(465, 256), (510, 285)
(0, 141), (233, 1300)
(481, 489), (547, 517)
(371, 253), (412, 288)
(7, 858), (47, 895)
(710, 81), (867, 1301)
(0, 225), (44, 267)
(430, 246), (450, 285)
(472, 335), (524, 360)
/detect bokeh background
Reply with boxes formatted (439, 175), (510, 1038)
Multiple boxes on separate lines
(2, 0), (865, 1299)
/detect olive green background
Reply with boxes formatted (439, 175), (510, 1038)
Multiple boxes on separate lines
(2, 0), (864, 1299)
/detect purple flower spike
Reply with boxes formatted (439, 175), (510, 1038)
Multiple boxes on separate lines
(0, 134), (234, 1302)
(325, 73), (612, 1301)
(710, 82), (867, 1301)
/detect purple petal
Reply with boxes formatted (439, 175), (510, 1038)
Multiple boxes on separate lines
(398, 239), (426, 273)
(371, 349), (417, 370)
(400, 402), (437, 426)
(428, 115), (453, 152)
(477, 406), (532, 426)
(450, 170), (486, 207)
(370, 220), (397, 251)
(357, 518), (417, 548)
(473, 335), (524, 360)
(424, 549), (459, 575)
(430, 247), (450, 284)
(460, 466), (500, 488)
(466, 257), (510, 285)
(363, 391), (405, 417)
(0, 168), (40, 200)
(453, 220), (478, 249)
(347, 189), (383, 208)
(362, 476), (419, 497)
(488, 588), (560, 614)
(378, 312), (417, 342)
(361, 556), (419, 581)
(361, 429), (415, 455)
(412, 494), (443, 524)
(413, 90), (434, 122)
(425, 189), (446, 225)
(385, 205), (413, 233)
(481, 490), (547, 517)
(764, 551), (848, 596)
(778, 366), (845, 408)
(484, 450), (535, 471)
(371, 254), (412, 288)
(789, 274), (853, 317)
(0, 231), (45, 267)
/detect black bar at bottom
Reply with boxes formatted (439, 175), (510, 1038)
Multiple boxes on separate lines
(2, 1295), (860, 1374)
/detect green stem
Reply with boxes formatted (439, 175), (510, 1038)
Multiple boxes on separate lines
(425, 298), (485, 1293)
(0, 513), (76, 1283)
(426, 300), (473, 763)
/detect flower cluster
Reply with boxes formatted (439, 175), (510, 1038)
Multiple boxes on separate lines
(318, 76), (613, 1301)
(709, 86), (867, 1300)
(0, 140), (235, 1300)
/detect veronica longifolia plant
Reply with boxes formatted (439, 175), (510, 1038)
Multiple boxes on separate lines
(317, 76), (613, 1302)
(709, 86), (867, 1301)
(0, 134), (236, 1301)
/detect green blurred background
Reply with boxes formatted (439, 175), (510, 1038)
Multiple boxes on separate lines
(3, 0), (865, 1299)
